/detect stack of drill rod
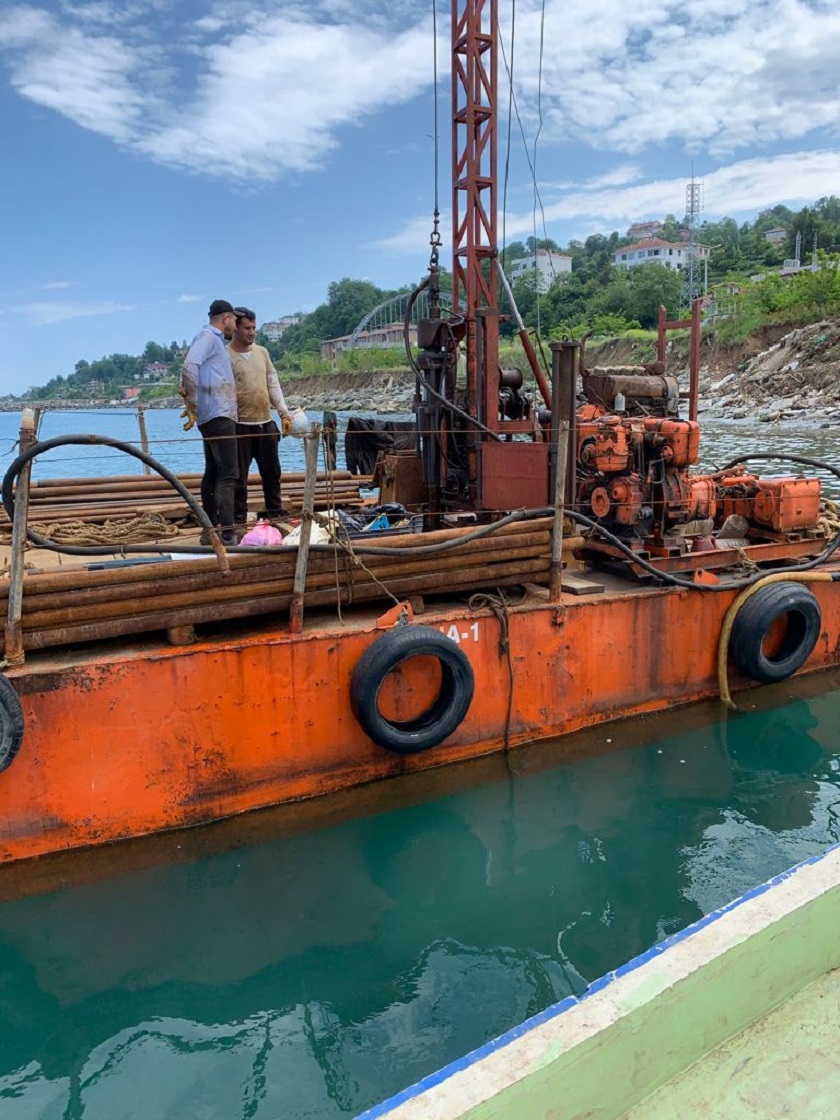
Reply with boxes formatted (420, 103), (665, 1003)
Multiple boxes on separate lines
(0, 470), (369, 528)
(0, 518), (582, 650)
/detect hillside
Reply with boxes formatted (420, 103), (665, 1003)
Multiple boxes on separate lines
(281, 317), (840, 423)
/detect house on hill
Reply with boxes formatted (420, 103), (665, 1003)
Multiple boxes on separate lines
(507, 249), (572, 292)
(261, 315), (301, 342)
(613, 238), (710, 272)
(764, 227), (787, 245)
(626, 220), (663, 241)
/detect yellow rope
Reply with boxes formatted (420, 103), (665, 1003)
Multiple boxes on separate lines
(717, 571), (834, 710)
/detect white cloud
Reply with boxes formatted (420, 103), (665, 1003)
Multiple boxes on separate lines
(0, 6), (158, 143)
(41, 280), (75, 290)
(507, 1), (840, 157)
(523, 150), (840, 234)
(177, 293), (202, 303)
(376, 149), (840, 251)
(134, 15), (433, 179)
(0, 0), (838, 194)
(15, 300), (137, 325)
(0, 3), (434, 180)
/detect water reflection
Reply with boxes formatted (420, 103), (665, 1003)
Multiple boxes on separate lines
(0, 678), (839, 1119)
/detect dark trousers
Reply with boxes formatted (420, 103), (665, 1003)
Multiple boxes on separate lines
(234, 420), (284, 522)
(198, 416), (238, 530)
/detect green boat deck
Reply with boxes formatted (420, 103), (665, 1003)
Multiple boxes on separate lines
(621, 966), (840, 1119)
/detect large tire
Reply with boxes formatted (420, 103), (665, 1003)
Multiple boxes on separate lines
(351, 625), (475, 754)
(730, 582), (821, 684)
(0, 675), (24, 773)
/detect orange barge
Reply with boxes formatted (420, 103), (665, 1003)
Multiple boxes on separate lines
(2, 0), (840, 866)
(1, 563), (839, 865)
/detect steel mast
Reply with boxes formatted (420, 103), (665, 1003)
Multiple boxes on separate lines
(451, 0), (499, 432)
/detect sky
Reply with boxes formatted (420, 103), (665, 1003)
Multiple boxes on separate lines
(1, 0), (839, 396)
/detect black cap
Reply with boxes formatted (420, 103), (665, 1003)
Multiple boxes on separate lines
(208, 299), (235, 318)
(234, 306), (256, 321)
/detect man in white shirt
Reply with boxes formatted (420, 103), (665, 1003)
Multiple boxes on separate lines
(180, 299), (239, 545)
(228, 307), (293, 524)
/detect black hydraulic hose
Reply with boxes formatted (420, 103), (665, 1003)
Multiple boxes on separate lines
(318, 508), (543, 557)
(7, 440), (839, 584)
(561, 509), (839, 591)
(2, 434), (226, 557)
(721, 451), (840, 481)
(403, 274), (429, 375)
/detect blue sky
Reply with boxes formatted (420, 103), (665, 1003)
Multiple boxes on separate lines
(1, 0), (839, 397)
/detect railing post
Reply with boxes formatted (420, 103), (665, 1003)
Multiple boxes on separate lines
(5, 408), (39, 664)
(548, 342), (572, 601)
(136, 405), (152, 475)
(289, 425), (322, 634)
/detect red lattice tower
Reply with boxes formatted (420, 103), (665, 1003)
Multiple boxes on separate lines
(451, 0), (499, 430)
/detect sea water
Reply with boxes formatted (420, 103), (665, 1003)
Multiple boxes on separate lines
(1, 409), (839, 490)
(0, 673), (839, 1119)
(0, 407), (357, 481)
(0, 411), (839, 1117)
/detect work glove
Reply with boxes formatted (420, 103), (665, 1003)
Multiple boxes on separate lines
(280, 412), (293, 437)
(178, 389), (197, 432)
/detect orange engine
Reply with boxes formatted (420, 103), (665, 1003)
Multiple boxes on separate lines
(719, 475), (821, 533)
(641, 419), (700, 468)
(573, 406), (822, 540)
(608, 473), (646, 527)
(578, 416), (631, 473)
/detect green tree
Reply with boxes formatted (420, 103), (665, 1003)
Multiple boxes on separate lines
(590, 263), (682, 328)
(314, 278), (384, 340)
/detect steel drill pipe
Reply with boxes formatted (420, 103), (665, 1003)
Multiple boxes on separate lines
(22, 557), (551, 650)
(19, 533), (558, 627)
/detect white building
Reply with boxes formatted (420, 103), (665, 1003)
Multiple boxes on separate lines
(613, 238), (710, 272)
(507, 249), (572, 292)
(764, 227), (787, 245)
(260, 315), (302, 341)
(321, 322), (418, 362)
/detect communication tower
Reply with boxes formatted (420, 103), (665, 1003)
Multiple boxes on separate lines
(684, 171), (703, 305)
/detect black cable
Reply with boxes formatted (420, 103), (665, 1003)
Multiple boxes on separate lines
(2, 434), (220, 557)
(7, 441), (839, 584)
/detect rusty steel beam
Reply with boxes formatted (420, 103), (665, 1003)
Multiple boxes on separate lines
(581, 535), (832, 578)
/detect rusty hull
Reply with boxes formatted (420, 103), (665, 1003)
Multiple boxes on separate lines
(2, 578), (840, 865)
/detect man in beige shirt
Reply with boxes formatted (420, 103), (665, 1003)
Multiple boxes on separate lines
(228, 307), (293, 524)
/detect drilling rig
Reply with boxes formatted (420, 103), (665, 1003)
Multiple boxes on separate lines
(408, 0), (822, 550)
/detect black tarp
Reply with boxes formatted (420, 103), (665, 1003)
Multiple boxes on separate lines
(344, 417), (416, 476)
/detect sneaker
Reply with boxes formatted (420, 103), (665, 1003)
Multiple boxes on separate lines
(221, 529), (237, 547)
(268, 508), (289, 518)
(199, 528), (218, 546)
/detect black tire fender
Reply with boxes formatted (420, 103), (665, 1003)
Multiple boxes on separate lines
(350, 624), (475, 754)
(730, 581), (821, 684)
(0, 674), (24, 773)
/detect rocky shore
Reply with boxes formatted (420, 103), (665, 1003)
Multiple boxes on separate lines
(695, 320), (840, 427)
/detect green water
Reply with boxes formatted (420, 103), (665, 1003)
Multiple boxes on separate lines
(1, 677), (839, 1120)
